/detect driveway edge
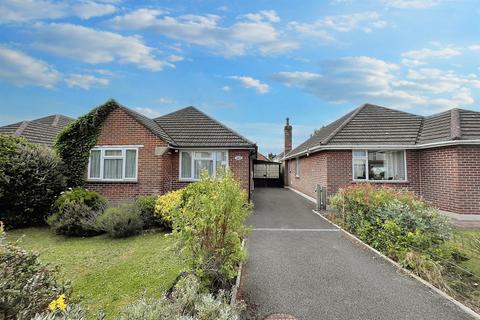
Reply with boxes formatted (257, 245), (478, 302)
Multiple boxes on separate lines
(231, 239), (245, 306)
(311, 209), (480, 320)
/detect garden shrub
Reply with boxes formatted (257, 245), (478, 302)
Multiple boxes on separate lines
(135, 195), (160, 229)
(32, 305), (87, 320)
(0, 222), (69, 320)
(47, 188), (106, 236)
(96, 203), (144, 238)
(155, 189), (184, 229)
(118, 275), (243, 320)
(0, 135), (66, 228)
(166, 171), (252, 291)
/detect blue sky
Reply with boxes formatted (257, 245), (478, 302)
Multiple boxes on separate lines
(1, 0), (479, 154)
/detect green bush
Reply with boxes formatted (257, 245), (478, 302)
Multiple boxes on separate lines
(0, 222), (69, 320)
(167, 171), (252, 291)
(135, 195), (160, 229)
(0, 135), (66, 228)
(118, 275), (243, 320)
(155, 189), (183, 229)
(47, 188), (106, 236)
(96, 203), (144, 238)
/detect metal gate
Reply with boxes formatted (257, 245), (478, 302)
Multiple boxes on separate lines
(253, 161), (283, 188)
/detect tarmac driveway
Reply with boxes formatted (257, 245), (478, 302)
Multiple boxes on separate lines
(242, 188), (475, 320)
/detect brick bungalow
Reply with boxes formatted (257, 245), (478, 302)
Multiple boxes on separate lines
(283, 103), (480, 216)
(82, 101), (257, 201)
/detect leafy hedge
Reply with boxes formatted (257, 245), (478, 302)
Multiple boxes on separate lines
(329, 185), (478, 303)
(55, 100), (117, 187)
(0, 135), (66, 228)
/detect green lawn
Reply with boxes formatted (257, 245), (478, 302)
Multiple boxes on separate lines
(7, 228), (183, 319)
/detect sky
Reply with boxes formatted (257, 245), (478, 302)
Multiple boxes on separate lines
(0, 0), (479, 154)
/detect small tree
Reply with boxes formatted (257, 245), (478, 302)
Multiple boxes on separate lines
(0, 135), (66, 228)
(167, 171), (252, 291)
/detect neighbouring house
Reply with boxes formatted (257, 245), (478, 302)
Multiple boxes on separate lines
(0, 114), (74, 146)
(257, 152), (270, 162)
(81, 100), (257, 201)
(282, 103), (480, 217)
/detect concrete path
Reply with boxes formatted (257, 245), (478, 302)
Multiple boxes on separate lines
(241, 188), (475, 320)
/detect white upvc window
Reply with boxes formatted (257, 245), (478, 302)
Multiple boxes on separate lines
(179, 150), (228, 181)
(88, 147), (139, 181)
(352, 150), (407, 182)
(295, 157), (300, 177)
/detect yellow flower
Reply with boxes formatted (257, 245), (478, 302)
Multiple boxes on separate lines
(57, 294), (67, 311)
(48, 299), (57, 312)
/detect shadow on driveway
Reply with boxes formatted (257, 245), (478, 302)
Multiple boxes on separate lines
(241, 188), (474, 320)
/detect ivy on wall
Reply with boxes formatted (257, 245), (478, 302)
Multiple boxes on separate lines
(55, 99), (118, 186)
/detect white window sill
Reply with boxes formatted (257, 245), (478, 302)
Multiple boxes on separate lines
(87, 179), (138, 183)
(178, 178), (200, 182)
(352, 180), (408, 184)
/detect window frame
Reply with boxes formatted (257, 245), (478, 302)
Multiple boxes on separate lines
(295, 157), (300, 178)
(352, 149), (408, 183)
(179, 149), (229, 181)
(87, 146), (139, 182)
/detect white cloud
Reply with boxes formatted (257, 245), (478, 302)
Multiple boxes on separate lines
(108, 9), (297, 57)
(289, 11), (387, 41)
(229, 76), (270, 94)
(0, 0), (116, 23)
(0, 46), (60, 88)
(65, 73), (109, 89)
(272, 56), (479, 112)
(242, 10), (280, 23)
(157, 97), (176, 105)
(134, 107), (162, 118)
(167, 54), (184, 62)
(469, 44), (480, 52)
(401, 47), (462, 66)
(222, 85), (231, 91)
(380, 0), (442, 9)
(33, 23), (173, 71)
(72, 1), (116, 19)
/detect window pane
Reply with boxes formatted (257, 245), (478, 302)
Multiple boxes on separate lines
(105, 150), (122, 156)
(368, 151), (405, 181)
(295, 158), (300, 176)
(353, 159), (367, 180)
(215, 151), (227, 175)
(181, 152), (192, 178)
(353, 150), (367, 158)
(125, 150), (137, 178)
(194, 151), (212, 159)
(194, 159), (213, 179)
(89, 150), (101, 178)
(104, 159), (123, 179)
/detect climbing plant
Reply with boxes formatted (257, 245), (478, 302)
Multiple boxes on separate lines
(55, 99), (118, 187)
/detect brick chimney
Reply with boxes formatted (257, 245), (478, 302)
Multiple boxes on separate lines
(284, 117), (292, 155)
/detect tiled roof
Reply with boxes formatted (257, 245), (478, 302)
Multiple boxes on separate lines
(285, 104), (480, 159)
(0, 114), (74, 146)
(154, 106), (255, 148)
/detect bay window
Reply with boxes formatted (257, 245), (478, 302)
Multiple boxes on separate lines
(352, 150), (406, 182)
(180, 150), (228, 180)
(88, 147), (138, 181)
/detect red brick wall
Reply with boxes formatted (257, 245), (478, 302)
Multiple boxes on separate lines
(287, 152), (328, 199)
(287, 146), (480, 215)
(86, 108), (252, 201)
(86, 108), (171, 201)
(419, 145), (480, 214)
